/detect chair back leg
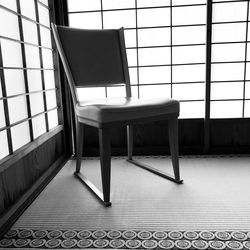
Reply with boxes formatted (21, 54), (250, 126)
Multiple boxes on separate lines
(99, 128), (111, 204)
(127, 125), (133, 160)
(76, 123), (84, 173)
(168, 116), (181, 181)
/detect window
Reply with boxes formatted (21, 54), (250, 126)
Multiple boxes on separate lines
(0, 0), (59, 160)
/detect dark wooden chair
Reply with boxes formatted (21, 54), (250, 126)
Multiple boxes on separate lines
(51, 24), (183, 207)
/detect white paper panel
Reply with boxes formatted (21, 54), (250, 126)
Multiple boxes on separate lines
(4, 69), (25, 96)
(40, 26), (52, 48)
(103, 0), (134, 9)
(1, 39), (23, 67)
(68, 0), (100, 12)
(38, 3), (50, 27)
(172, 83), (205, 100)
(137, 0), (170, 8)
(211, 82), (244, 100)
(0, 100), (6, 128)
(138, 28), (171, 47)
(211, 63), (244, 81)
(30, 92), (44, 115)
(244, 100), (250, 118)
(172, 6), (206, 25)
(139, 66), (171, 84)
(103, 10), (136, 29)
(124, 29), (136, 47)
(48, 109), (58, 130)
(0, 0), (17, 11)
(20, 0), (36, 20)
(107, 86), (126, 98)
(69, 13), (102, 29)
(27, 70), (43, 92)
(8, 96), (28, 124)
(32, 114), (46, 138)
(138, 8), (170, 27)
(245, 81), (250, 98)
(0, 130), (9, 159)
(172, 65), (205, 82)
(77, 87), (106, 101)
(42, 49), (54, 68)
(210, 101), (243, 118)
(179, 101), (205, 118)
(0, 78), (2, 97)
(126, 49), (137, 67)
(173, 0), (206, 4)
(46, 90), (57, 109)
(129, 68), (138, 85)
(0, 8), (20, 39)
(11, 121), (30, 151)
(22, 19), (38, 45)
(138, 47), (171, 66)
(25, 45), (40, 68)
(139, 84), (171, 99)
(44, 70), (56, 89)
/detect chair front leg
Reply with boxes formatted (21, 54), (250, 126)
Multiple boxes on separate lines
(76, 123), (84, 173)
(99, 128), (111, 205)
(127, 125), (133, 160)
(168, 116), (181, 181)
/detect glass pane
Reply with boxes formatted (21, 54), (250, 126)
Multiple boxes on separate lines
(139, 84), (171, 99)
(4, 69), (25, 96)
(138, 47), (171, 66)
(0, 130), (9, 159)
(77, 87), (106, 101)
(0, 0), (17, 11)
(131, 85), (138, 98)
(213, 2), (247, 22)
(40, 26), (52, 48)
(172, 26), (206, 45)
(137, 8), (170, 27)
(68, 0), (100, 12)
(30, 92), (44, 115)
(0, 100), (6, 128)
(32, 114), (46, 138)
(20, 0), (36, 20)
(38, 4), (50, 27)
(46, 90), (57, 109)
(22, 19), (39, 45)
(69, 13), (102, 29)
(172, 45), (205, 64)
(212, 43), (245, 62)
(245, 81), (250, 98)
(172, 64), (205, 82)
(47, 109), (58, 130)
(107, 86), (126, 98)
(0, 40), (23, 67)
(0, 9), (20, 39)
(44, 70), (55, 89)
(138, 28), (171, 47)
(126, 49), (137, 67)
(103, 0), (134, 9)
(129, 68), (138, 85)
(179, 101), (205, 118)
(210, 101), (243, 118)
(244, 100), (250, 118)
(245, 63), (250, 80)
(27, 70), (43, 92)
(172, 83), (205, 100)
(139, 66), (171, 84)
(25, 45), (40, 68)
(212, 23), (246, 43)
(42, 49), (54, 68)
(11, 121), (30, 151)
(103, 10), (136, 29)
(124, 29), (136, 47)
(211, 63), (244, 81)
(8, 96), (28, 124)
(172, 6), (206, 25)
(137, 0), (170, 7)
(210, 82), (244, 100)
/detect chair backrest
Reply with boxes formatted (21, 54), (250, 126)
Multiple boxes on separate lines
(51, 24), (131, 105)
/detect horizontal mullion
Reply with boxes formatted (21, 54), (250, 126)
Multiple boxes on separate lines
(0, 35), (53, 51)
(179, 99), (204, 102)
(129, 62), (205, 68)
(211, 60), (249, 64)
(211, 98), (248, 102)
(130, 81), (205, 86)
(0, 5), (51, 31)
(0, 107), (59, 132)
(0, 67), (55, 70)
(212, 41), (248, 45)
(68, 3), (206, 14)
(213, 0), (248, 4)
(124, 23), (205, 30)
(212, 20), (248, 25)
(0, 88), (57, 101)
(127, 43), (205, 50)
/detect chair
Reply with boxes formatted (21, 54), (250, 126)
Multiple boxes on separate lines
(51, 24), (183, 207)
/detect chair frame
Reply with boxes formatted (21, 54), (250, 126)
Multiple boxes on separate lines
(52, 24), (183, 207)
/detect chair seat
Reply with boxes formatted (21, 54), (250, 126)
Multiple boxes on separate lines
(76, 97), (179, 123)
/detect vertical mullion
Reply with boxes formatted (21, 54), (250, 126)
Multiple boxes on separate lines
(16, 0), (34, 141)
(243, 1), (249, 118)
(135, 0), (139, 98)
(34, 0), (49, 131)
(204, 0), (212, 153)
(170, 0), (173, 98)
(0, 44), (13, 154)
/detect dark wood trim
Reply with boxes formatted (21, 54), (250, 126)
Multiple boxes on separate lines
(0, 155), (67, 238)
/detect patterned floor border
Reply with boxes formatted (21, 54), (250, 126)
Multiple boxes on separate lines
(1, 229), (250, 249)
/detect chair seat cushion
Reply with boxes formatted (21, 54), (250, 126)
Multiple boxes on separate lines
(76, 97), (179, 124)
